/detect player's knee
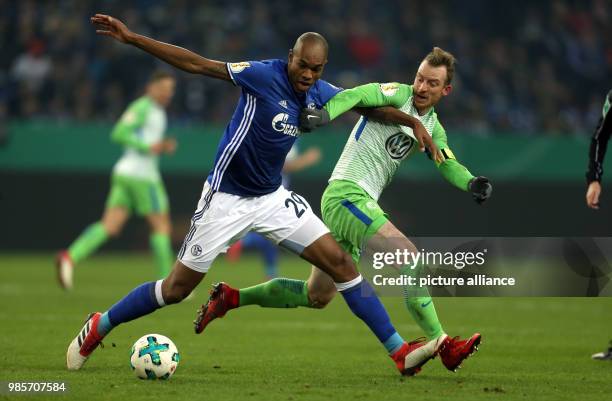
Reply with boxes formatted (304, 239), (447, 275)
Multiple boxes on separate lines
(334, 252), (357, 282)
(105, 224), (122, 238)
(152, 221), (171, 235)
(149, 213), (172, 234)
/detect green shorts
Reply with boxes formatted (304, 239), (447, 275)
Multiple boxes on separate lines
(321, 180), (388, 263)
(106, 174), (169, 216)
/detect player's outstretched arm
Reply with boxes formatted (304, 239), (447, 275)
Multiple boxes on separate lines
(300, 83), (411, 132)
(300, 82), (442, 159)
(432, 123), (492, 204)
(90, 14), (231, 81)
(438, 156), (492, 204)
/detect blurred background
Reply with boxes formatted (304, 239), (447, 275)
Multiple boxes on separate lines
(1, 0), (611, 251)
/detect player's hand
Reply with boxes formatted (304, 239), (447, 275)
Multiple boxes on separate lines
(162, 138), (178, 155)
(150, 142), (164, 155)
(302, 147), (322, 165)
(586, 181), (602, 209)
(299, 108), (330, 132)
(150, 139), (176, 155)
(469, 176), (492, 204)
(90, 14), (133, 43)
(413, 121), (443, 163)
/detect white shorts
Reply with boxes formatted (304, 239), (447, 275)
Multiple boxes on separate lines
(178, 182), (330, 273)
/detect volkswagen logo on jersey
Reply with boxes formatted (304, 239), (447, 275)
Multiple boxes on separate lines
(191, 244), (203, 257)
(385, 132), (414, 160)
(272, 113), (300, 137)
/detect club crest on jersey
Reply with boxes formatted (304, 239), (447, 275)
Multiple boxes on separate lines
(385, 132), (414, 160)
(272, 113), (300, 137)
(229, 62), (251, 73)
(191, 244), (202, 257)
(379, 83), (399, 97)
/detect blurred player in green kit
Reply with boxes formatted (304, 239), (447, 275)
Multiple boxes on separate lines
(56, 71), (177, 290)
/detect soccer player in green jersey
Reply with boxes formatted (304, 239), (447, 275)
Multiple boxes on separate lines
(56, 71), (178, 290)
(196, 48), (491, 374)
(586, 89), (611, 210)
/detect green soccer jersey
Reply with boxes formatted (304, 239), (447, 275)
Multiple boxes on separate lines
(324, 83), (474, 200)
(112, 96), (167, 182)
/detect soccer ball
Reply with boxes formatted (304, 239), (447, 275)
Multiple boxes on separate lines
(130, 334), (180, 380)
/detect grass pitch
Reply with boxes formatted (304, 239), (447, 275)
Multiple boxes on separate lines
(1, 253), (611, 401)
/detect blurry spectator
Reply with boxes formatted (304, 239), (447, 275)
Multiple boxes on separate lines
(3, 0), (611, 136)
(11, 39), (52, 93)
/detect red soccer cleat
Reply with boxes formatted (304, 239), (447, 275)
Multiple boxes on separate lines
(56, 250), (74, 290)
(390, 338), (434, 376)
(66, 312), (105, 370)
(438, 333), (482, 372)
(194, 283), (239, 334)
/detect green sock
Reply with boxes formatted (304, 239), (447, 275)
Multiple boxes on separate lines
(239, 278), (310, 308)
(150, 233), (173, 278)
(67, 222), (109, 264)
(400, 266), (444, 340)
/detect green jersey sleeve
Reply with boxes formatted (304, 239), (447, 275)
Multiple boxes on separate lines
(324, 83), (412, 120)
(111, 97), (152, 153)
(432, 121), (474, 191)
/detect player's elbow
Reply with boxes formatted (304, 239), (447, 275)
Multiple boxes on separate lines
(364, 107), (395, 124)
(187, 61), (206, 75)
(110, 129), (125, 145)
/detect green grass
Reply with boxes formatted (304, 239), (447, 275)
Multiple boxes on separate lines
(1, 253), (611, 401)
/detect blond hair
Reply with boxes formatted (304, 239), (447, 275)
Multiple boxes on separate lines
(424, 47), (456, 85)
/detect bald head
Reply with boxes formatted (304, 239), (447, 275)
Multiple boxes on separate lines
(292, 32), (329, 58)
(287, 32), (329, 93)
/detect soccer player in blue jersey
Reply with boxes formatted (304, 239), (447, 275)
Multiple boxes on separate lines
(67, 13), (440, 376)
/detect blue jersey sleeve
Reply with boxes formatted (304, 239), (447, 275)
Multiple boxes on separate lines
(316, 80), (343, 108)
(226, 60), (274, 96)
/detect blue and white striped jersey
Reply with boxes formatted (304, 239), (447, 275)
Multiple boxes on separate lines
(206, 59), (341, 196)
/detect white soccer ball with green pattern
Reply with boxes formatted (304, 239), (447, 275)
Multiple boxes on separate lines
(130, 334), (180, 380)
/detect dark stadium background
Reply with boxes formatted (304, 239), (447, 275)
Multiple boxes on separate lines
(1, 0), (611, 250)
